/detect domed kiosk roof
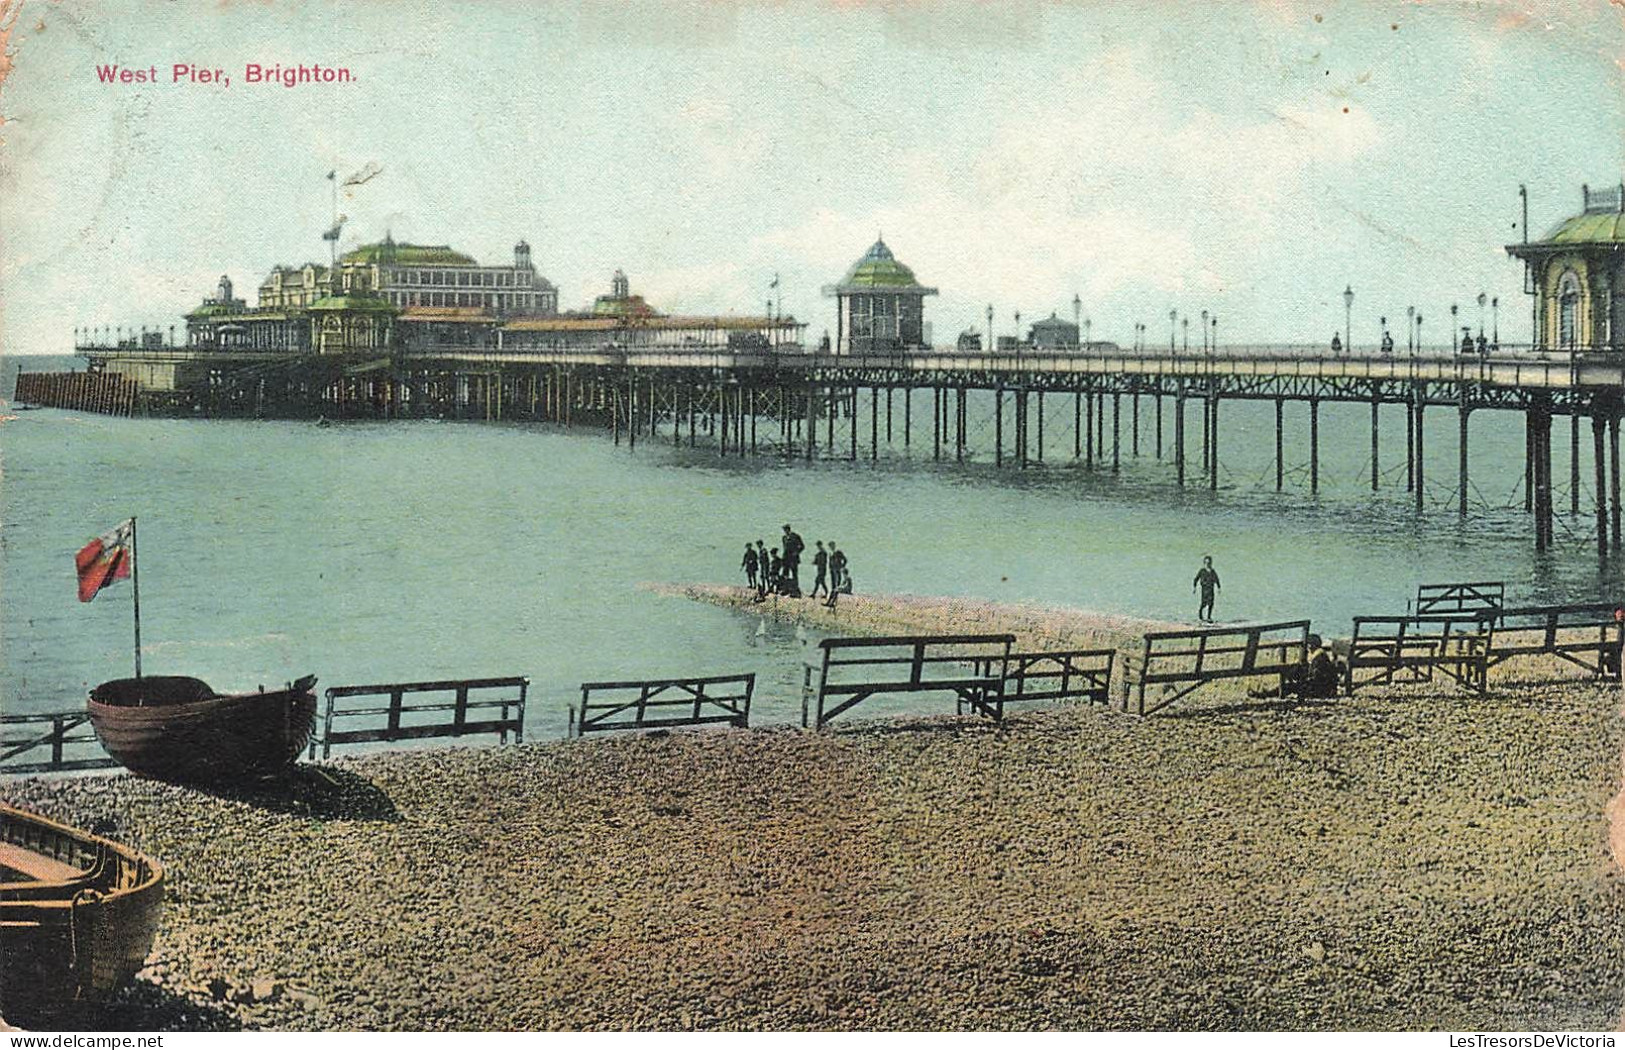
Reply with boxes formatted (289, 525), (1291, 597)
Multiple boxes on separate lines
(824, 238), (938, 296)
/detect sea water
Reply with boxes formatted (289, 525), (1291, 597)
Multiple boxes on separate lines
(4, 354), (1619, 737)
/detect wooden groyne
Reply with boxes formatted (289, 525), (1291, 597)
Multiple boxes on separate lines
(13, 370), (138, 416)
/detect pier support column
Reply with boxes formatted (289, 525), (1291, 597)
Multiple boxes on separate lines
(956, 388), (966, 463)
(871, 387), (879, 462)
(1208, 394), (1218, 491)
(904, 387), (912, 452)
(886, 387), (893, 446)
(932, 388), (942, 462)
(849, 386), (858, 461)
(1155, 391), (1163, 459)
(1131, 391), (1140, 457)
(1571, 414), (1581, 516)
(1525, 422), (1534, 513)
(1096, 390), (1105, 461)
(1085, 387), (1095, 467)
(1175, 389), (1186, 487)
(827, 387), (837, 455)
(1594, 410), (1609, 558)
(1275, 398), (1284, 492)
(1037, 391), (1044, 463)
(1530, 397), (1553, 550)
(1611, 413), (1621, 551)
(1310, 399), (1320, 495)
(1413, 391), (1425, 514)
(1074, 392), (1082, 459)
(1017, 390), (1028, 469)
(805, 387), (816, 461)
(995, 386), (1004, 467)
(1406, 397), (1415, 493)
(1112, 393), (1121, 473)
(1458, 399), (1470, 519)
(1371, 397), (1380, 492)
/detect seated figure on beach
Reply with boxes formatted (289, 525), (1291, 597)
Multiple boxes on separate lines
(1275, 635), (1340, 699)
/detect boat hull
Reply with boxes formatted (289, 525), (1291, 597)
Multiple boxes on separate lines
(88, 676), (317, 783)
(0, 805), (164, 1024)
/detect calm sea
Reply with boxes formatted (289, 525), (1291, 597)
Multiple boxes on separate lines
(4, 354), (1619, 737)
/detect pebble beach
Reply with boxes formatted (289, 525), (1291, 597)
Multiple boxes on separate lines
(5, 590), (1624, 1031)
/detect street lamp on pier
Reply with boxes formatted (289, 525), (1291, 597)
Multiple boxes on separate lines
(1210, 316), (1218, 357)
(1407, 306), (1416, 355)
(1416, 313), (1424, 355)
(1477, 292), (1487, 339)
(1200, 310), (1209, 353)
(1450, 303), (1459, 354)
(1343, 285), (1354, 355)
(1182, 316), (1189, 353)
(1014, 311), (1022, 368)
(1169, 308), (1178, 353)
(1072, 294), (1081, 351)
(986, 303), (994, 356)
(1380, 316), (1389, 352)
(1491, 297), (1499, 350)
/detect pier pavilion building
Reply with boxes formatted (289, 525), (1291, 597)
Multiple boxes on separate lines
(1507, 183), (1625, 353)
(823, 239), (937, 355)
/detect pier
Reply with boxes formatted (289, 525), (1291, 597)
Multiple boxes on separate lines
(25, 339), (1625, 554)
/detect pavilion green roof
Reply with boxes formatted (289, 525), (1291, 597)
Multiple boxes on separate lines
(341, 242), (477, 266)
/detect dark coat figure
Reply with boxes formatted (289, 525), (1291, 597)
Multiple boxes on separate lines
(811, 542), (830, 598)
(1380, 331), (1394, 354)
(781, 525), (805, 591)
(1461, 331), (1475, 356)
(1330, 334), (1342, 355)
(1477, 333), (1489, 355)
(768, 550), (783, 593)
(742, 545), (759, 590)
(1193, 556), (1220, 623)
(754, 541), (770, 599)
(825, 547), (850, 608)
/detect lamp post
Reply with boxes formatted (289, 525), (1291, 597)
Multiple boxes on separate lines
(1416, 313), (1423, 355)
(1072, 293), (1081, 351)
(1169, 308), (1178, 353)
(1210, 316), (1218, 357)
(986, 303), (994, 355)
(1407, 305), (1415, 354)
(1380, 315), (1388, 352)
(1084, 316), (1091, 349)
(1477, 292), (1487, 339)
(1014, 310), (1022, 368)
(1182, 317), (1189, 353)
(1450, 303), (1459, 354)
(1200, 310), (1208, 353)
(1343, 285), (1354, 355)
(1492, 296), (1499, 350)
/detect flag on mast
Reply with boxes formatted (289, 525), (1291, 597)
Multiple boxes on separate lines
(75, 519), (134, 603)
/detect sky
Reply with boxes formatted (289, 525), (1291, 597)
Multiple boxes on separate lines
(1, 0), (1623, 353)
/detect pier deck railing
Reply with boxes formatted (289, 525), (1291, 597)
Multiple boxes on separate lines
(1346, 615), (1491, 696)
(1414, 581), (1505, 615)
(1483, 602), (1623, 679)
(1127, 621), (1312, 715)
(804, 634), (1014, 729)
(0, 712), (120, 775)
(570, 673), (754, 737)
(313, 676), (528, 758)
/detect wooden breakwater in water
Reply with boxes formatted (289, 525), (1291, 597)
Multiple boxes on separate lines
(13, 370), (139, 416)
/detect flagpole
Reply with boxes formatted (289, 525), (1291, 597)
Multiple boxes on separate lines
(130, 516), (142, 679)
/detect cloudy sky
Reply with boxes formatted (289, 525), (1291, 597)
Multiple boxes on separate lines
(1, 0), (1622, 353)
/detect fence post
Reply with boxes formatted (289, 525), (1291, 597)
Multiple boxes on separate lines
(388, 689), (403, 735)
(322, 689), (336, 760)
(52, 714), (65, 768)
(516, 679), (528, 743)
(454, 686), (469, 729)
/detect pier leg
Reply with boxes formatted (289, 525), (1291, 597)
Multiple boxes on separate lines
(1571, 414), (1581, 515)
(1131, 391), (1139, 456)
(871, 386), (878, 461)
(1595, 411), (1609, 557)
(1208, 395), (1218, 491)
(1200, 393), (1210, 474)
(1275, 398), (1284, 492)
(886, 387), (893, 445)
(1074, 392), (1082, 459)
(718, 385), (727, 458)
(1611, 413), (1621, 550)
(1406, 399), (1415, 493)
(956, 388), (966, 462)
(827, 387), (836, 454)
(1371, 397), (1380, 492)
(849, 386), (858, 461)
(1525, 421), (1534, 512)
(1155, 391), (1163, 460)
(1310, 399), (1320, 495)
(995, 386), (1004, 467)
(1536, 402), (1554, 551)
(1096, 391), (1105, 460)
(1112, 393), (1121, 473)
(1085, 388), (1095, 467)
(1017, 391), (1028, 469)
(904, 387), (912, 451)
(1414, 394), (1425, 514)
(1458, 400), (1470, 518)
(933, 387), (942, 462)
(1037, 391), (1044, 463)
(1175, 390), (1186, 487)
(806, 388), (816, 461)
(627, 372), (636, 451)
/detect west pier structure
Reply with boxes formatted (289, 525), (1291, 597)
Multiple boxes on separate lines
(18, 188), (1625, 555)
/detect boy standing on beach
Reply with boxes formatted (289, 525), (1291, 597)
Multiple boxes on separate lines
(811, 541), (829, 598)
(1193, 556), (1221, 623)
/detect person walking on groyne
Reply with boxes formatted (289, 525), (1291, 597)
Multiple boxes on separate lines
(810, 541), (830, 599)
(781, 524), (805, 593)
(825, 544), (849, 609)
(754, 540), (770, 598)
(1193, 555), (1221, 623)
(742, 544), (759, 592)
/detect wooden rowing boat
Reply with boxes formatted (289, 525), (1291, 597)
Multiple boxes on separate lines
(0, 804), (164, 1024)
(87, 674), (318, 783)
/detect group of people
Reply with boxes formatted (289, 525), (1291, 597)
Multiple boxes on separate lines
(741, 524), (853, 608)
(1335, 331), (1493, 356)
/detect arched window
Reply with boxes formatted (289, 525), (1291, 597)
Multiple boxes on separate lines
(1558, 271), (1582, 350)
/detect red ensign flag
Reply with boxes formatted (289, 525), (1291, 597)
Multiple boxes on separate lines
(75, 519), (134, 603)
